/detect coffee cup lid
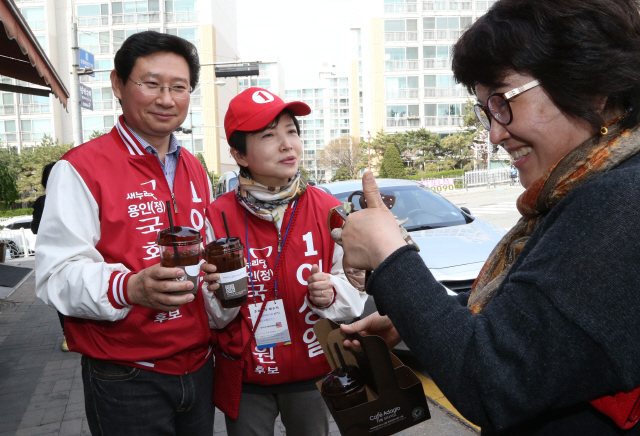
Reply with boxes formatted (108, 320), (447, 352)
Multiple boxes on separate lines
(156, 226), (202, 246)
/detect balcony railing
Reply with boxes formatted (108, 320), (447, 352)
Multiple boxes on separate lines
(385, 60), (419, 70)
(386, 89), (420, 99)
(79, 44), (110, 55)
(92, 100), (114, 111)
(165, 11), (198, 22)
(111, 12), (160, 24)
(384, 2), (418, 13)
(21, 132), (47, 141)
(424, 116), (463, 127)
(423, 29), (462, 40)
(386, 117), (421, 127)
(20, 104), (50, 114)
(423, 58), (452, 69)
(77, 16), (109, 27)
(0, 133), (17, 142)
(384, 31), (418, 42)
(25, 19), (45, 30)
(0, 105), (15, 115)
(423, 87), (469, 98)
(423, 1), (471, 10)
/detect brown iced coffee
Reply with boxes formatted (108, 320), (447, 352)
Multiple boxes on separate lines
(156, 226), (202, 296)
(204, 237), (248, 308)
(321, 364), (368, 411)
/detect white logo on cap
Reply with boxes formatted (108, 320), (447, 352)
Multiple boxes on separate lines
(252, 90), (275, 104)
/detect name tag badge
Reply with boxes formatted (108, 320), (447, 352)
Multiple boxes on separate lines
(248, 299), (291, 350)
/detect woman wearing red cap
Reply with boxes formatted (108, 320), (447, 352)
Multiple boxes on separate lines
(201, 88), (367, 435)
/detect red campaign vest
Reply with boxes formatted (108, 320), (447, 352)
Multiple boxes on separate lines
(62, 116), (212, 375)
(208, 187), (340, 385)
(591, 387), (640, 429)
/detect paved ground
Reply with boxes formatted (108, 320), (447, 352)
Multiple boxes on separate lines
(0, 256), (477, 436)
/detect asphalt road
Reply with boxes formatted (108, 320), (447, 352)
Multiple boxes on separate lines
(442, 184), (526, 231)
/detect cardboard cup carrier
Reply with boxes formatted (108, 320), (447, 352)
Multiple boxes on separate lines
(314, 319), (431, 436)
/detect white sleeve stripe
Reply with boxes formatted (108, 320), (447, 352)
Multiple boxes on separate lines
(116, 127), (136, 155)
(116, 121), (144, 155)
(118, 273), (128, 307)
(112, 272), (125, 307)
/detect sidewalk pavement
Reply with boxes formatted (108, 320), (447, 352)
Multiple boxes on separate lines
(0, 257), (476, 436)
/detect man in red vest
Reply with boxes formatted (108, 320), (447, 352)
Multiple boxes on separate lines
(35, 31), (227, 435)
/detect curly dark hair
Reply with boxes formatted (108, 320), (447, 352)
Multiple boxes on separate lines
(114, 31), (200, 90)
(452, 0), (640, 130)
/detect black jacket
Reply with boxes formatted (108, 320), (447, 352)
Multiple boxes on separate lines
(367, 152), (640, 435)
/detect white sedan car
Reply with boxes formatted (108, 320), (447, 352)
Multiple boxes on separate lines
(0, 216), (36, 257)
(317, 179), (507, 351)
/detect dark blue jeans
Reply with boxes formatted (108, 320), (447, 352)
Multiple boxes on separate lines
(82, 356), (214, 436)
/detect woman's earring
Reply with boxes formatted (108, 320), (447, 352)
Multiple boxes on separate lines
(600, 126), (609, 135)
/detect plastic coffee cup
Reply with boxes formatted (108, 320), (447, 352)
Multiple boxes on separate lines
(204, 237), (248, 308)
(321, 364), (368, 411)
(156, 226), (202, 296)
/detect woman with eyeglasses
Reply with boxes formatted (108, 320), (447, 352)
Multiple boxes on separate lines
(338, 0), (640, 434)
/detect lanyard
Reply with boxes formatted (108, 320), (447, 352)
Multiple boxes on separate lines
(245, 200), (298, 302)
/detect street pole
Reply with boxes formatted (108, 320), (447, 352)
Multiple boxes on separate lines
(367, 131), (371, 171)
(190, 109), (194, 151)
(70, 21), (84, 147)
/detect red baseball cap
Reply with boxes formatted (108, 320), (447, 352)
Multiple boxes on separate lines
(224, 87), (311, 142)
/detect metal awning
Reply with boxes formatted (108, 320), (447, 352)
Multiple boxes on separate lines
(0, 0), (69, 108)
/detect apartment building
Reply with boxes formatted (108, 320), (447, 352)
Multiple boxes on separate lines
(284, 72), (357, 183)
(0, 0), (240, 175)
(238, 58), (284, 96)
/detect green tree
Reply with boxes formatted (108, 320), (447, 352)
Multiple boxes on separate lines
(16, 135), (72, 204)
(403, 128), (442, 170)
(196, 153), (214, 186)
(440, 133), (474, 170)
(379, 144), (406, 179)
(331, 168), (351, 182)
(0, 162), (19, 210)
(89, 130), (104, 141)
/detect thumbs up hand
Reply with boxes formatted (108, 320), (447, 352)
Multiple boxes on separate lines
(341, 171), (407, 271)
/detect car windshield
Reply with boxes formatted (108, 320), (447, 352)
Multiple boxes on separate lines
(229, 177), (238, 191)
(332, 185), (466, 230)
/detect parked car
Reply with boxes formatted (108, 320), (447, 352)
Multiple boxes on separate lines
(316, 179), (507, 351)
(215, 171), (239, 198)
(0, 216), (36, 257)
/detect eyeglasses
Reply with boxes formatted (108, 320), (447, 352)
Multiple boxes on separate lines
(127, 77), (192, 100)
(327, 191), (397, 233)
(473, 79), (540, 130)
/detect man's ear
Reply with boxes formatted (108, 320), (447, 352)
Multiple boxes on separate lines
(231, 148), (249, 167)
(111, 70), (124, 100)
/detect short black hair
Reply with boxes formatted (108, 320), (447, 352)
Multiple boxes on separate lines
(452, 0), (640, 131)
(114, 31), (200, 90)
(228, 110), (301, 177)
(41, 162), (55, 189)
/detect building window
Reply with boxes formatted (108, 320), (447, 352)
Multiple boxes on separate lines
(0, 120), (17, 142)
(21, 119), (52, 141)
(77, 4), (109, 27)
(79, 31), (110, 55)
(20, 94), (50, 114)
(165, 0), (197, 22)
(90, 87), (114, 110)
(165, 27), (198, 49)
(20, 7), (45, 30)
(83, 116), (114, 140)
